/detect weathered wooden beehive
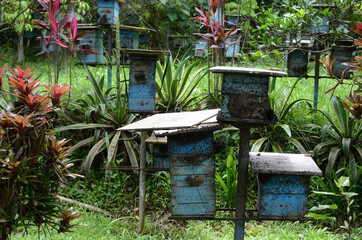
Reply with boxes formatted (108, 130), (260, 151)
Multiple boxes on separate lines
(331, 44), (354, 79)
(168, 131), (215, 218)
(97, 0), (120, 25)
(195, 38), (208, 57)
(123, 49), (169, 113)
(286, 49), (308, 77)
(209, 67), (286, 126)
(120, 30), (140, 49)
(225, 35), (240, 58)
(146, 137), (170, 171)
(249, 152), (322, 220)
(79, 26), (104, 65)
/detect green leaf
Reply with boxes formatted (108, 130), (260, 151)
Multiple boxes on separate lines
(343, 192), (358, 198)
(52, 123), (111, 133)
(167, 12), (177, 22)
(306, 212), (336, 221)
(309, 204), (338, 211)
(107, 131), (121, 166)
(311, 191), (337, 196)
(289, 137), (307, 154)
(122, 132), (139, 168)
(278, 124), (291, 137)
(336, 176), (350, 188)
(251, 137), (268, 152)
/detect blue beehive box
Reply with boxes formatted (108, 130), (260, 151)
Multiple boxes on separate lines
(120, 30), (140, 49)
(79, 29), (104, 65)
(97, 0), (120, 25)
(128, 56), (157, 112)
(195, 38), (208, 57)
(209, 67), (286, 126)
(331, 45), (354, 79)
(146, 137), (170, 171)
(225, 35), (240, 58)
(168, 131), (216, 218)
(286, 49), (308, 77)
(250, 152), (322, 220)
(125, 50), (168, 113)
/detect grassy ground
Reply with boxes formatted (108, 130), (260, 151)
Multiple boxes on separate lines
(12, 210), (346, 240)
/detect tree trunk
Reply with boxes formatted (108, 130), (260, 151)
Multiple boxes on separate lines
(17, 32), (24, 66)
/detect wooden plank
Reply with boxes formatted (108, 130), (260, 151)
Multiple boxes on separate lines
(209, 66), (287, 77)
(249, 152), (322, 176)
(118, 109), (220, 131)
(119, 48), (169, 58)
(145, 137), (167, 144)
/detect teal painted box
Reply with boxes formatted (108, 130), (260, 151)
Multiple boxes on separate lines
(168, 131), (216, 218)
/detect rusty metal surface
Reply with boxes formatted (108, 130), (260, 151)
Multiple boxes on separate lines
(331, 47), (354, 79)
(169, 131), (216, 217)
(218, 74), (277, 125)
(257, 174), (310, 219)
(286, 49), (308, 77)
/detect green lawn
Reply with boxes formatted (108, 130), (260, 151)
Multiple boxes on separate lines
(12, 210), (348, 240)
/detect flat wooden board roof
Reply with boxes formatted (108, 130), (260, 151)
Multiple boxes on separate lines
(249, 152), (322, 176)
(209, 66), (287, 77)
(118, 109), (220, 131)
(119, 49), (170, 58)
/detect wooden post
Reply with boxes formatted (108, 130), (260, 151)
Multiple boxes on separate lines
(234, 127), (250, 240)
(314, 41), (320, 109)
(137, 130), (147, 233)
(107, 25), (112, 88)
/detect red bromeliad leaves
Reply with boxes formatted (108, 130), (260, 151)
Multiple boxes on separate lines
(59, 208), (85, 233)
(340, 92), (362, 120)
(0, 65), (6, 90)
(7, 67), (41, 97)
(44, 83), (73, 106)
(48, 136), (71, 160)
(2, 112), (34, 136)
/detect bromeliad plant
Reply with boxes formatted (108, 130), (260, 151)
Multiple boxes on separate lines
(0, 65), (82, 240)
(54, 66), (138, 176)
(251, 78), (313, 153)
(320, 6), (362, 120)
(313, 96), (361, 182)
(155, 51), (207, 112)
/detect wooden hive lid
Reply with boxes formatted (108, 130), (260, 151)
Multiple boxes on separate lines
(249, 152), (322, 176)
(209, 66), (287, 77)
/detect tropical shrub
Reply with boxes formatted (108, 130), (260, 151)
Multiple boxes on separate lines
(54, 66), (138, 176)
(313, 96), (361, 181)
(308, 167), (361, 239)
(155, 52), (207, 112)
(0, 65), (82, 240)
(251, 78), (313, 153)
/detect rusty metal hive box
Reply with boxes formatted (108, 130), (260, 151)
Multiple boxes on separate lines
(250, 152), (322, 220)
(97, 0), (119, 25)
(209, 67), (286, 126)
(168, 131), (216, 218)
